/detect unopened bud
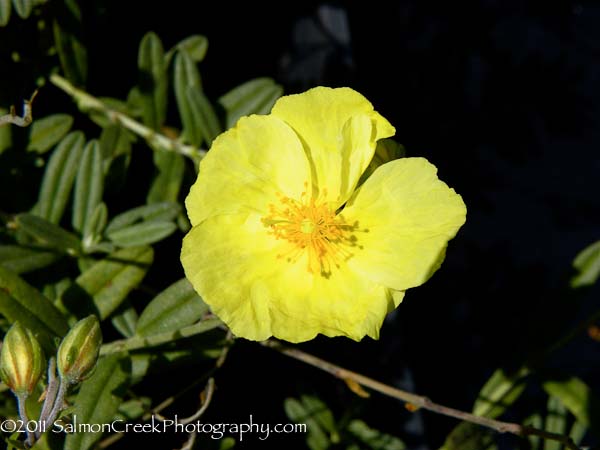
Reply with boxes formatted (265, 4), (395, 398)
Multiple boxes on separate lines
(0, 322), (45, 395)
(57, 315), (102, 384)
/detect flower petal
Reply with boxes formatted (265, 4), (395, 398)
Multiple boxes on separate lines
(185, 114), (311, 226)
(181, 212), (396, 342)
(342, 157), (466, 291)
(271, 87), (395, 207)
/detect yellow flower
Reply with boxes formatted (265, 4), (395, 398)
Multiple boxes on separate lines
(181, 87), (466, 343)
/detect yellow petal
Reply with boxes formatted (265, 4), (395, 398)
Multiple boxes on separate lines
(342, 157), (466, 291)
(185, 114), (311, 226)
(271, 87), (395, 207)
(181, 212), (395, 342)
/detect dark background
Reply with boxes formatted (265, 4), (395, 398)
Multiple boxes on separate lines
(3, 1), (600, 449)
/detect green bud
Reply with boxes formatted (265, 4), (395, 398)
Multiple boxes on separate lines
(57, 315), (102, 384)
(0, 322), (45, 395)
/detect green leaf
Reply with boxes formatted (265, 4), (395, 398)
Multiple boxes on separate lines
(136, 278), (208, 336)
(300, 395), (338, 440)
(0, 0), (11, 27)
(472, 367), (529, 418)
(440, 367), (529, 450)
(82, 202), (108, 251)
(72, 140), (104, 234)
(525, 414), (543, 450)
(106, 221), (177, 248)
(218, 77), (283, 129)
(0, 245), (60, 274)
(165, 34), (208, 65)
(105, 202), (181, 233)
(15, 213), (82, 255)
(52, 17), (87, 87)
(544, 396), (566, 450)
(347, 420), (406, 450)
(37, 131), (85, 223)
(64, 353), (131, 450)
(111, 303), (138, 338)
(11, 0), (31, 19)
(174, 50), (203, 146)
(64, 246), (153, 320)
(27, 114), (73, 154)
(189, 87), (221, 146)
(0, 108), (12, 153)
(542, 376), (600, 429)
(0, 266), (69, 350)
(569, 421), (587, 446)
(117, 396), (151, 420)
(99, 124), (133, 163)
(146, 151), (184, 203)
(137, 31), (167, 130)
(571, 240), (600, 288)
(284, 397), (330, 450)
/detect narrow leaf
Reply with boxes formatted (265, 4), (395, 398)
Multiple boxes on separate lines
(137, 32), (167, 130)
(174, 50), (203, 146)
(0, 108), (12, 153)
(15, 213), (82, 255)
(37, 131), (85, 223)
(64, 353), (131, 450)
(111, 303), (138, 338)
(11, 0), (31, 19)
(189, 87), (221, 146)
(571, 240), (600, 288)
(472, 367), (529, 418)
(82, 202), (108, 250)
(543, 376), (600, 429)
(544, 396), (566, 450)
(52, 18), (87, 86)
(284, 398), (330, 450)
(63, 246), (153, 319)
(107, 221), (176, 248)
(146, 151), (184, 203)
(105, 202), (180, 233)
(165, 34), (208, 65)
(0, 266), (69, 349)
(27, 114), (73, 154)
(72, 140), (104, 233)
(0, 245), (60, 274)
(0, 0), (11, 26)
(218, 77), (283, 128)
(347, 420), (406, 450)
(136, 278), (208, 336)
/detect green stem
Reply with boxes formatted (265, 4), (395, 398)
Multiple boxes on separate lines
(49, 74), (206, 162)
(36, 358), (58, 439)
(45, 377), (68, 431)
(100, 318), (222, 355)
(16, 392), (34, 448)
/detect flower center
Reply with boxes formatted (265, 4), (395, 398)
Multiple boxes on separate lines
(262, 185), (358, 276)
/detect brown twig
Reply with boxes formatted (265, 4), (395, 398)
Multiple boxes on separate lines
(261, 339), (580, 450)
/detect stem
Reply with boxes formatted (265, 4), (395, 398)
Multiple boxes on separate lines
(99, 318), (222, 355)
(49, 74), (206, 162)
(16, 392), (34, 448)
(36, 358), (59, 439)
(45, 377), (69, 429)
(262, 340), (579, 450)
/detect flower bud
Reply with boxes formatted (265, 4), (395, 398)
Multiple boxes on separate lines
(57, 315), (102, 384)
(0, 322), (45, 395)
